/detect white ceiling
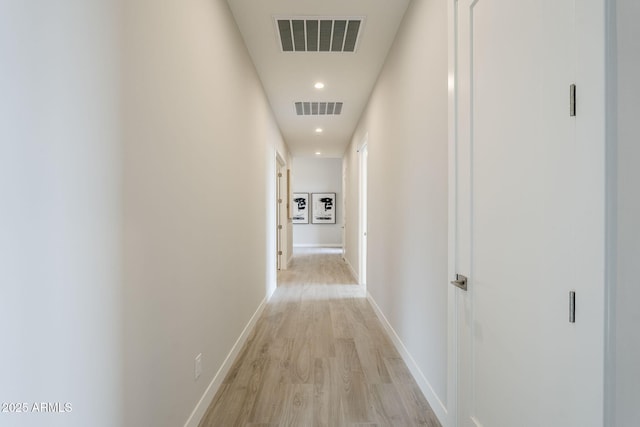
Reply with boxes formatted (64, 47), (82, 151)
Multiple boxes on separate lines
(226, 0), (411, 157)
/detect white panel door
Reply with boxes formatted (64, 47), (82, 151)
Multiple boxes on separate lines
(452, 0), (604, 426)
(276, 163), (284, 271)
(359, 144), (368, 286)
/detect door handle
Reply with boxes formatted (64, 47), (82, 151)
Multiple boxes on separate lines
(450, 274), (468, 291)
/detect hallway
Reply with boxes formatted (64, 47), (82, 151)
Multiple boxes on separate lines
(199, 248), (441, 426)
(3, 0), (638, 426)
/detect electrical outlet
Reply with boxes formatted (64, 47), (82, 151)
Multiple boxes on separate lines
(194, 353), (202, 380)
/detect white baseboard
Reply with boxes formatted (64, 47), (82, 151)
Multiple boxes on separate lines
(366, 292), (449, 426)
(183, 296), (269, 427)
(344, 257), (360, 284)
(293, 243), (343, 248)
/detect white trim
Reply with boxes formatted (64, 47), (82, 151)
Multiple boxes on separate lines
(293, 243), (343, 248)
(575, 0), (607, 423)
(183, 296), (269, 427)
(367, 292), (449, 426)
(446, 1), (459, 426)
(356, 131), (369, 152)
(603, 0), (617, 424)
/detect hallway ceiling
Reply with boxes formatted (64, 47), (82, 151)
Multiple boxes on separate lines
(226, 0), (411, 157)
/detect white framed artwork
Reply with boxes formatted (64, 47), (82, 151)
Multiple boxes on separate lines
(311, 193), (336, 224)
(292, 193), (309, 224)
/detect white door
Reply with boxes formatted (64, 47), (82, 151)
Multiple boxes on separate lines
(276, 161), (284, 271)
(359, 144), (368, 286)
(452, 0), (604, 426)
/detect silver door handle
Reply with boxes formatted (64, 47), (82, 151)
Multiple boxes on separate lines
(450, 274), (468, 291)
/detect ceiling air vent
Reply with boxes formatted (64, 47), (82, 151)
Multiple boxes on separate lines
(276, 17), (363, 53)
(295, 102), (344, 116)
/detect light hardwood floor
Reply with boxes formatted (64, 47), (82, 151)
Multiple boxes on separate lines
(199, 248), (441, 427)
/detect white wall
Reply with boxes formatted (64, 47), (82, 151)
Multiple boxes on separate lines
(343, 0), (449, 419)
(292, 157), (344, 247)
(0, 1), (122, 426)
(613, 0), (640, 424)
(1, 1), (288, 426)
(121, 0), (288, 425)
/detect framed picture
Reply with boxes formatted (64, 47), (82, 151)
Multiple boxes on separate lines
(311, 193), (336, 224)
(292, 193), (309, 224)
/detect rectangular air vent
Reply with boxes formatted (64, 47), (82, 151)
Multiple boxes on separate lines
(295, 102), (344, 116)
(276, 17), (363, 53)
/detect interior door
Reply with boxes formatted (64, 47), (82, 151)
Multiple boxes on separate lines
(276, 161), (284, 271)
(452, 0), (603, 425)
(359, 144), (368, 286)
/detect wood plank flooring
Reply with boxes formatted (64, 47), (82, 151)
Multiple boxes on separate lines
(199, 248), (441, 427)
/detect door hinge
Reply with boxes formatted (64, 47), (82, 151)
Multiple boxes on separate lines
(570, 84), (576, 117)
(278, 251), (283, 256)
(278, 225), (283, 230)
(569, 291), (576, 323)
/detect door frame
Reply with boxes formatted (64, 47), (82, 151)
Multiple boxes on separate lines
(446, 2), (460, 425)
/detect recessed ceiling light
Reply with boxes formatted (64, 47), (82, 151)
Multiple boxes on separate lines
(314, 82), (325, 89)
(315, 151), (322, 155)
(315, 128), (323, 133)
